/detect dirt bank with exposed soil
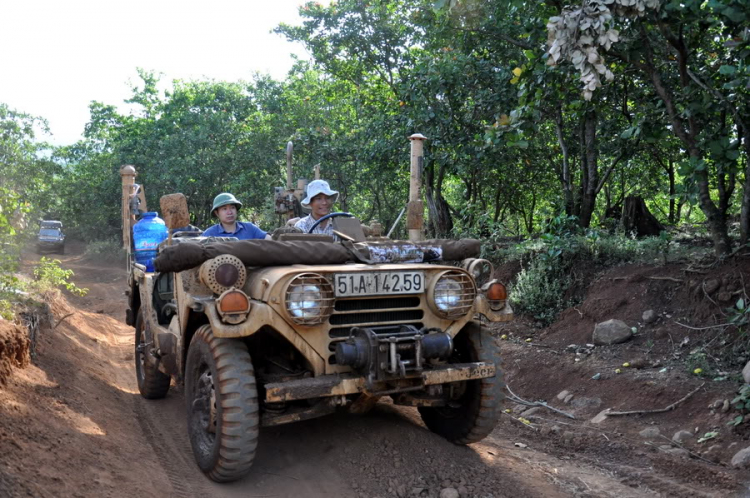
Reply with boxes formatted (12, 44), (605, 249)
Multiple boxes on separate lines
(1, 241), (749, 497)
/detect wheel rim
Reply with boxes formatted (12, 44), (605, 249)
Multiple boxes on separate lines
(195, 370), (217, 434)
(190, 363), (218, 455)
(136, 327), (147, 384)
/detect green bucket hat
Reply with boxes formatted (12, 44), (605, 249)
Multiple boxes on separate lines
(211, 192), (242, 216)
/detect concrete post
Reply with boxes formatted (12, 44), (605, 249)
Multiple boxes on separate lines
(407, 133), (426, 241)
(286, 141), (294, 190)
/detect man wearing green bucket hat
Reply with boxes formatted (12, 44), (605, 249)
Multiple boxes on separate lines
(202, 193), (271, 240)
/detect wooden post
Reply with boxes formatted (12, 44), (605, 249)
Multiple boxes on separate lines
(407, 133), (426, 241)
(120, 165), (136, 252)
(286, 141), (294, 190)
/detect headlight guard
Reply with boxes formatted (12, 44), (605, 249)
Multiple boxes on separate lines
(284, 273), (334, 325)
(428, 270), (476, 319)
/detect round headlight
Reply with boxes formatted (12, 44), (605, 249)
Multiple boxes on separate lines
(429, 270), (476, 319)
(285, 273), (334, 325)
(435, 278), (463, 310)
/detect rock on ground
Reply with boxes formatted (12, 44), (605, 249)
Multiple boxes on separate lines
(592, 319), (633, 345)
(663, 447), (690, 458)
(731, 446), (750, 468)
(639, 427), (660, 439)
(672, 430), (693, 444)
(743, 361), (750, 384)
(440, 488), (460, 498)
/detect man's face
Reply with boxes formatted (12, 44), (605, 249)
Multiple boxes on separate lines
(310, 193), (333, 219)
(216, 204), (237, 225)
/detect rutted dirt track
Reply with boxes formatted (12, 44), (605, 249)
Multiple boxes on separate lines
(1, 242), (749, 497)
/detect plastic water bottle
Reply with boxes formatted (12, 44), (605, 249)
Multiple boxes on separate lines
(133, 212), (168, 272)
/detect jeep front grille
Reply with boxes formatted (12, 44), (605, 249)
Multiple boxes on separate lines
(328, 296), (423, 364)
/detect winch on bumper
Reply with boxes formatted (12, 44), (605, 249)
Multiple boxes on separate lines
(265, 325), (496, 403)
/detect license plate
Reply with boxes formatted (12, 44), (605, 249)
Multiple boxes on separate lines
(333, 271), (424, 297)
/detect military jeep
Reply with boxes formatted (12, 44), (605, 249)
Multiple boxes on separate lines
(124, 190), (512, 483)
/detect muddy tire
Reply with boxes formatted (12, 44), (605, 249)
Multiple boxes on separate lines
(135, 310), (171, 399)
(185, 325), (259, 482)
(418, 324), (504, 444)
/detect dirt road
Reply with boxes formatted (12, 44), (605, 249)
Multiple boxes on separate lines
(1, 242), (747, 497)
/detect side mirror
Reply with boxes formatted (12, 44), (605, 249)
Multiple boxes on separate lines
(160, 193), (190, 230)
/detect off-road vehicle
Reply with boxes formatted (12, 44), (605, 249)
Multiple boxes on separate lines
(37, 220), (65, 254)
(121, 165), (512, 483)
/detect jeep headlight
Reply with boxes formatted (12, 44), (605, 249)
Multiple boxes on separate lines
(285, 273), (334, 325)
(428, 270), (476, 319)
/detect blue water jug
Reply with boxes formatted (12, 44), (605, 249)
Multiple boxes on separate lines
(133, 212), (168, 272)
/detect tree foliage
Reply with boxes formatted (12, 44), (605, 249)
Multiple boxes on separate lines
(2, 0), (747, 261)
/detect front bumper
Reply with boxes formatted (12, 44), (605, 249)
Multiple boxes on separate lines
(265, 361), (496, 402)
(37, 240), (63, 249)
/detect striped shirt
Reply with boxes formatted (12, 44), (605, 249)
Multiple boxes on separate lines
(294, 215), (335, 237)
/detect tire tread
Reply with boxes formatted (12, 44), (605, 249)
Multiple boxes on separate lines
(186, 325), (259, 483)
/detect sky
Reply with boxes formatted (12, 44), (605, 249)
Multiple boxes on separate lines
(0, 0), (311, 146)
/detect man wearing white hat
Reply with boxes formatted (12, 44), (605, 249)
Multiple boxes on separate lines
(294, 180), (339, 237)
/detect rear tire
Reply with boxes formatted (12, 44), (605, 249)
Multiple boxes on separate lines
(418, 324), (504, 444)
(185, 325), (259, 482)
(134, 310), (171, 399)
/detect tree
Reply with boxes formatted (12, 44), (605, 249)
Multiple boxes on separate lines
(546, 0), (748, 254)
(0, 103), (55, 288)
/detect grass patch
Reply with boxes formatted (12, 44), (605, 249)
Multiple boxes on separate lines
(85, 238), (127, 260)
(481, 216), (692, 325)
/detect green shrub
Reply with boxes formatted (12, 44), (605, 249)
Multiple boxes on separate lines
(0, 298), (13, 321)
(32, 257), (88, 296)
(510, 259), (570, 325)
(85, 238), (126, 260)
(497, 221), (680, 324)
(728, 384), (750, 427)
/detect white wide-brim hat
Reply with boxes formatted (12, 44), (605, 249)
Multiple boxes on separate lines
(301, 179), (339, 207)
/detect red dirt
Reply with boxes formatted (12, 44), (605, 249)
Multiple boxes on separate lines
(0, 321), (29, 386)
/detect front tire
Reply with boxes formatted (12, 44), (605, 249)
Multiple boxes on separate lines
(185, 325), (259, 482)
(418, 324), (504, 444)
(135, 310), (171, 399)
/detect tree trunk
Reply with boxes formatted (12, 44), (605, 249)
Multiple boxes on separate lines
(554, 105), (574, 215)
(637, 24), (731, 255)
(739, 115), (750, 244)
(493, 182), (503, 222)
(524, 190), (537, 234)
(649, 145), (677, 224)
(424, 158), (453, 238)
(622, 196), (664, 237)
(579, 110), (598, 228)
(667, 159), (676, 224)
